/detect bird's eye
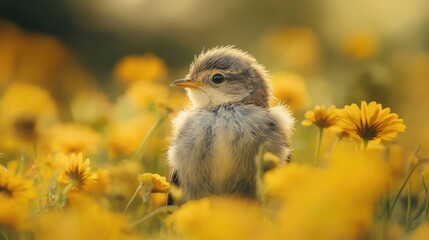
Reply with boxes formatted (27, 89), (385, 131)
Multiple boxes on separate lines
(212, 74), (225, 84)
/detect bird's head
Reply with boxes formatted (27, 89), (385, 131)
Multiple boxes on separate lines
(171, 46), (271, 109)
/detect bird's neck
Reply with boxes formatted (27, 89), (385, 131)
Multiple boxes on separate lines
(188, 94), (269, 110)
(193, 100), (269, 112)
(240, 96), (269, 108)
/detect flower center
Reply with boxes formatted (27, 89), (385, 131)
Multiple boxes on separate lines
(357, 123), (379, 141)
(66, 166), (85, 187)
(0, 186), (13, 197)
(14, 115), (37, 140)
(316, 119), (329, 128)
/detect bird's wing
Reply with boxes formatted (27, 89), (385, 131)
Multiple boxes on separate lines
(269, 105), (295, 141)
(269, 105), (295, 162)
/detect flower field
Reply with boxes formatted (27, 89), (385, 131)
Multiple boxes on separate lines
(1, 19), (429, 240)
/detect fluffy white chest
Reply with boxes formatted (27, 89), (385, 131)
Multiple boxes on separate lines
(210, 119), (237, 190)
(169, 107), (248, 182)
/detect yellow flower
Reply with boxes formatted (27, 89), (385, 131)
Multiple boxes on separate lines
(0, 83), (58, 150)
(336, 101), (406, 144)
(136, 173), (169, 205)
(268, 143), (388, 240)
(125, 81), (170, 109)
(58, 153), (97, 188)
(150, 192), (169, 209)
(302, 105), (341, 165)
(264, 162), (321, 200)
(175, 197), (265, 240)
(34, 153), (70, 184)
(35, 198), (141, 240)
(0, 168), (36, 201)
(270, 72), (311, 112)
(302, 105), (339, 129)
(40, 123), (102, 155)
(114, 53), (167, 84)
(0, 196), (31, 231)
(137, 173), (170, 193)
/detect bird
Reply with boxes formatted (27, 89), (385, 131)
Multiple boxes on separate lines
(168, 46), (294, 202)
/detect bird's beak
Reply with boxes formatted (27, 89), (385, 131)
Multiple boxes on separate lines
(170, 78), (206, 89)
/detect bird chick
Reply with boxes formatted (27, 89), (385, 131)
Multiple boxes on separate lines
(168, 46), (294, 201)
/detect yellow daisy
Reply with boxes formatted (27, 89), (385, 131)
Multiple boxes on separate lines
(58, 153), (97, 189)
(0, 196), (31, 231)
(336, 101), (405, 144)
(302, 105), (340, 165)
(0, 168), (36, 201)
(302, 105), (339, 129)
(0, 83), (58, 152)
(124, 173), (170, 213)
(137, 173), (170, 193)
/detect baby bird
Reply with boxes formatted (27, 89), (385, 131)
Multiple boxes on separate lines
(168, 46), (294, 201)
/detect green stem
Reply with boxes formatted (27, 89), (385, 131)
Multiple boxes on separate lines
(131, 111), (169, 163)
(62, 183), (73, 196)
(140, 194), (151, 217)
(314, 127), (324, 166)
(388, 164), (417, 219)
(382, 186), (390, 220)
(123, 183), (142, 214)
(406, 179), (412, 230)
(255, 144), (266, 206)
(128, 205), (178, 229)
